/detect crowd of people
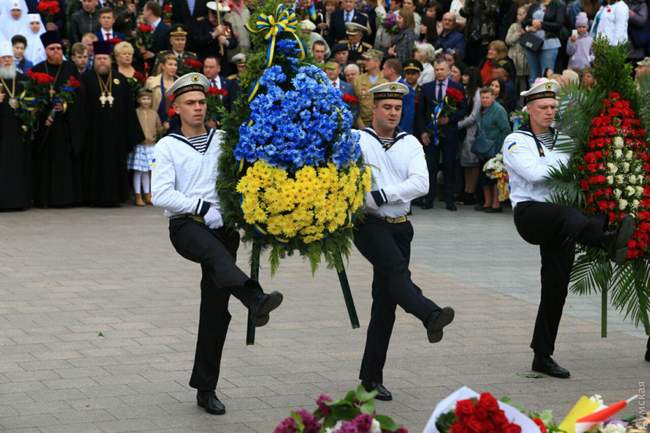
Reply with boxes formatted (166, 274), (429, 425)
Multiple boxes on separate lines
(2, 0), (650, 212)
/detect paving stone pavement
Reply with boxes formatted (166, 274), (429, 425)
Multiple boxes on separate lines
(0, 205), (648, 433)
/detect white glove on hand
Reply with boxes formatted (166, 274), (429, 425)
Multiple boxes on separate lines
(204, 206), (223, 229)
(365, 192), (379, 210)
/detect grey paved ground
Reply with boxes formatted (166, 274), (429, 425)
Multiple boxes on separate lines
(0, 205), (648, 433)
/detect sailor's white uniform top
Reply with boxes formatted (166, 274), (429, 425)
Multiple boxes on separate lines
(358, 128), (429, 218)
(151, 128), (222, 218)
(502, 127), (570, 207)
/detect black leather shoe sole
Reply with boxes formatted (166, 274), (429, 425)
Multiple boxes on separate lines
(427, 307), (455, 343)
(255, 291), (283, 317)
(255, 314), (270, 327)
(531, 360), (571, 379)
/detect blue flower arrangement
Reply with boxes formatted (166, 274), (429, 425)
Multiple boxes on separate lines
(235, 64), (361, 170)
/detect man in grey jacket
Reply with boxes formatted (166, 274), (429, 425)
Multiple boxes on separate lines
(69, 0), (100, 44)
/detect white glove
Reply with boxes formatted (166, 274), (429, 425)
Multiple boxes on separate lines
(204, 206), (223, 229)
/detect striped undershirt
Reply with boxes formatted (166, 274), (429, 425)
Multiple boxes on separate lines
(188, 133), (209, 154)
(378, 136), (397, 150)
(537, 132), (555, 151)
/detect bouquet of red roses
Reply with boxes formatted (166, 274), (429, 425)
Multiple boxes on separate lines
(37, 0), (60, 23)
(184, 58), (203, 71)
(162, 1), (173, 24)
(428, 86), (464, 145)
(135, 21), (154, 50)
(25, 70), (55, 111)
(436, 393), (523, 433)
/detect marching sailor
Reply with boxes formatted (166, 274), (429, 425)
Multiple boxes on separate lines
(354, 81), (455, 401)
(151, 73), (283, 415)
(502, 78), (636, 379)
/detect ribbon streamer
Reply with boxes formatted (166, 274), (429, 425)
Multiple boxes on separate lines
(432, 103), (443, 146)
(245, 4), (306, 102)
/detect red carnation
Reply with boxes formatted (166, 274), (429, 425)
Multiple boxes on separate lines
(108, 37), (123, 45)
(66, 75), (81, 88)
(163, 3), (172, 12)
(208, 87), (228, 97)
(138, 23), (153, 33)
(167, 107), (176, 118)
(28, 70), (55, 85)
(446, 87), (464, 103)
(342, 92), (359, 105)
(184, 58), (203, 70)
(133, 71), (146, 83)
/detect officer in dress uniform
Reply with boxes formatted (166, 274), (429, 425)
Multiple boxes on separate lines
(151, 73), (283, 415)
(344, 22), (372, 65)
(354, 82), (455, 401)
(502, 78), (636, 379)
(353, 49), (387, 129)
(154, 24), (199, 76)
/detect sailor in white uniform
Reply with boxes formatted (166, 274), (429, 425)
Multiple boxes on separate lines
(151, 73), (283, 415)
(354, 82), (455, 402)
(502, 78), (635, 379)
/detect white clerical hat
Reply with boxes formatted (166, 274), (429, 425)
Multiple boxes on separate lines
(0, 40), (13, 57)
(521, 78), (560, 104)
(28, 13), (41, 23)
(167, 73), (211, 98)
(300, 19), (316, 32)
(369, 82), (409, 100)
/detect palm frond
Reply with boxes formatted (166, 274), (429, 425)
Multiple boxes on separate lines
(569, 249), (611, 296)
(609, 260), (650, 333)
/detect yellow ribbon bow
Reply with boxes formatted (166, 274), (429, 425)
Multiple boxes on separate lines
(245, 4), (305, 68)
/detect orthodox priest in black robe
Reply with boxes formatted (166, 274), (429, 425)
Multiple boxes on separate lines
(31, 31), (83, 208)
(0, 43), (31, 210)
(81, 40), (144, 206)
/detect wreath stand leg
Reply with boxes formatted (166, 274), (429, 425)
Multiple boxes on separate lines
(601, 287), (608, 338)
(247, 242), (261, 345)
(333, 250), (360, 329)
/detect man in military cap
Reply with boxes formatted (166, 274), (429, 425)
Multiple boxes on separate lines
(352, 49), (386, 128)
(399, 58), (422, 134)
(226, 52), (246, 100)
(332, 42), (350, 70)
(151, 72), (284, 415)
(354, 81), (455, 401)
(345, 21), (372, 65)
(503, 78), (636, 378)
(155, 24), (200, 76)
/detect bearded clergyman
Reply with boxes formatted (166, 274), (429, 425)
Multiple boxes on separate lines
(31, 31), (83, 208)
(80, 40), (144, 207)
(0, 40), (31, 210)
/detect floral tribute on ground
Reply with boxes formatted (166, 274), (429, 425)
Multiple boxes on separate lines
(549, 38), (650, 337)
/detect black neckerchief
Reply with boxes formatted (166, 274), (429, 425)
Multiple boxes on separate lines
(517, 122), (557, 158)
(363, 127), (408, 151)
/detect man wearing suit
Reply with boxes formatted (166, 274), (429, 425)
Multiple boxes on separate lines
(325, 61), (358, 122)
(416, 58), (467, 211)
(139, 1), (171, 71)
(203, 55), (233, 111)
(171, 0), (208, 33)
(329, 0), (368, 48)
(95, 7), (127, 41)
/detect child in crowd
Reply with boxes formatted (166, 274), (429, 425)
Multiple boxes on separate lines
(11, 35), (32, 74)
(505, 5), (530, 95)
(70, 43), (89, 74)
(567, 12), (593, 70)
(128, 88), (163, 207)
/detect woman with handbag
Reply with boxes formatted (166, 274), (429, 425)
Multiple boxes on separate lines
(474, 87), (511, 213)
(521, 0), (565, 86)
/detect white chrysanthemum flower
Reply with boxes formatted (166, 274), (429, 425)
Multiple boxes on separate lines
(626, 185), (637, 196)
(614, 136), (624, 148)
(607, 176), (615, 185)
(637, 186), (644, 197)
(619, 199), (628, 210)
(607, 163), (618, 174)
(625, 150), (634, 160)
(614, 189), (622, 198)
(632, 199), (640, 209)
(615, 174), (625, 184)
(630, 175), (638, 185)
(601, 423), (626, 433)
(622, 162), (630, 173)
(614, 149), (623, 159)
